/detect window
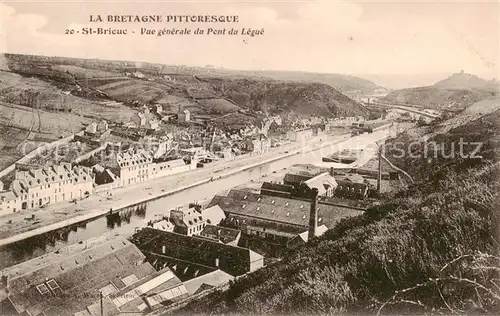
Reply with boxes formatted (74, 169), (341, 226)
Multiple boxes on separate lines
(46, 279), (61, 292)
(121, 274), (139, 287)
(36, 284), (50, 295)
(99, 283), (118, 297)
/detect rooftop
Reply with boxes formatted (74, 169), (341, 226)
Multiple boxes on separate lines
(183, 269), (234, 295)
(11, 163), (93, 195)
(201, 225), (241, 244)
(132, 228), (262, 276)
(3, 237), (153, 316)
(208, 189), (363, 229)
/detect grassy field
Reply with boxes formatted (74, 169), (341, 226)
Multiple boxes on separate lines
(0, 103), (92, 170)
(51, 65), (121, 79)
(0, 71), (137, 123)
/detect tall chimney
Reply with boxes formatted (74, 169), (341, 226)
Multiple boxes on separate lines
(329, 167), (334, 177)
(308, 188), (319, 240)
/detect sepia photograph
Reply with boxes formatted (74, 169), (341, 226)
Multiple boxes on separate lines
(0, 0), (498, 315)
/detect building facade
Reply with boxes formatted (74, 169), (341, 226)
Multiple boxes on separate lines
(10, 163), (94, 210)
(116, 151), (153, 187)
(286, 128), (313, 143)
(178, 109), (191, 122)
(0, 191), (21, 216)
(169, 207), (207, 236)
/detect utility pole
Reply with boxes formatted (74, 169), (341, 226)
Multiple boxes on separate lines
(377, 145), (382, 193)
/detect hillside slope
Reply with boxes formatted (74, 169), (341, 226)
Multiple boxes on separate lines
(201, 77), (370, 117)
(434, 72), (499, 92)
(1, 53), (383, 94)
(379, 86), (494, 110)
(222, 70), (385, 94)
(379, 72), (498, 110)
(1, 53), (370, 120)
(178, 110), (500, 315)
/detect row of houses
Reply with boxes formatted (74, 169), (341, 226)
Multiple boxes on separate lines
(0, 163), (94, 216)
(0, 149), (197, 215)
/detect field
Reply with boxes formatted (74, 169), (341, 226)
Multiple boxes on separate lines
(0, 71), (137, 123)
(0, 103), (92, 170)
(51, 65), (122, 79)
(197, 98), (240, 114)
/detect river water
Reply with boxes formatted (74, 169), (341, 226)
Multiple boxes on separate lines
(0, 130), (393, 269)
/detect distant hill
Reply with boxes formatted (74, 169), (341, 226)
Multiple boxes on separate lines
(0, 53), (371, 123)
(434, 71), (499, 92)
(199, 76), (370, 118)
(222, 69), (386, 94)
(378, 72), (498, 110)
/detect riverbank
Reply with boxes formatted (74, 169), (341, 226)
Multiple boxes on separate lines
(0, 132), (364, 246)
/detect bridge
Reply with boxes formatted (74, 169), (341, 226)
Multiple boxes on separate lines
(364, 102), (442, 119)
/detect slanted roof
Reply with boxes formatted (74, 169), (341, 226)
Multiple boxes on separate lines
(283, 173), (314, 185)
(201, 205), (226, 226)
(208, 190), (363, 229)
(183, 269), (234, 295)
(345, 174), (365, 184)
(132, 228), (259, 276)
(201, 225), (241, 244)
(337, 180), (368, 192)
(296, 224), (329, 243)
(302, 172), (338, 195)
(145, 253), (217, 282)
(260, 182), (294, 194)
(0, 190), (17, 201)
(2, 237), (142, 291)
(5, 240), (153, 316)
(10, 163), (93, 195)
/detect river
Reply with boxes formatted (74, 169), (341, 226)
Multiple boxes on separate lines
(0, 129), (393, 269)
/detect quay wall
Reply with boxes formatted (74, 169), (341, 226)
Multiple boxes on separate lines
(0, 128), (396, 247)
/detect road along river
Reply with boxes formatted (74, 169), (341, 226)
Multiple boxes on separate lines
(0, 127), (396, 269)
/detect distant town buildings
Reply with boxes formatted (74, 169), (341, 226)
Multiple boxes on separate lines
(178, 109), (191, 123)
(244, 134), (271, 154)
(286, 128), (313, 143)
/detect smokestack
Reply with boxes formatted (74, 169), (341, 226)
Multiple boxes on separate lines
(308, 188), (319, 240)
(329, 167), (334, 177)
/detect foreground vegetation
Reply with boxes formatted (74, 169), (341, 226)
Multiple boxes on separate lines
(178, 110), (500, 315)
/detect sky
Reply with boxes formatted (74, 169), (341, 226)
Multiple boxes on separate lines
(0, 0), (498, 88)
